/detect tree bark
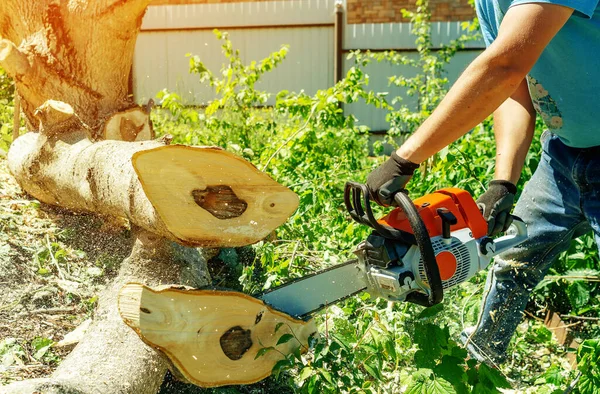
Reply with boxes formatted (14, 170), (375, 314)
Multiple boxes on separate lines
(2, 230), (211, 394)
(0, 0), (150, 133)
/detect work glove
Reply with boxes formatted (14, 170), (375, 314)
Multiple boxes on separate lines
(477, 180), (517, 237)
(366, 152), (420, 206)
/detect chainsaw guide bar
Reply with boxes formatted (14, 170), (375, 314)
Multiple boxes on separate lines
(258, 259), (367, 319)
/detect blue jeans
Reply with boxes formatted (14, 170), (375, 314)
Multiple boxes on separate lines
(461, 131), (600, 365)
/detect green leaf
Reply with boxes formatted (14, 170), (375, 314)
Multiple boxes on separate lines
(414, 324), (449, 363)
(541, 364), (564, 386)
(478, 363), (511, 389)
(417, 303), (444, 320)
(577, 339), (600, 393)
(271, 358), (292, 374)
(298, 367), (313, 382)
(567, 281), (591, 309)
(434, 356), (467, 391)
(254, 346), (273, 360)
(274, 322), (284, 333)
(406, 369), (457, 394)
(276, 333), (295, 346)
(363, 361), (382, 381)
(307, 375), (319, 394)
(415, 349), (436, 370)
(319, 368), (334, 385)
(31, 337), (54, 360)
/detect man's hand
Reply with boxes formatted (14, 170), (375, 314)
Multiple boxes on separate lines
(477, 180), (517, 236)
(366, 152), (419, 206)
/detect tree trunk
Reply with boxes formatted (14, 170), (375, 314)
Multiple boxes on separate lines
(0, 0), (150, 133)
(2, 230), (211, 394)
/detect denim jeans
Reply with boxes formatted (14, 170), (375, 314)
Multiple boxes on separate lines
(460, 131), (600, 365)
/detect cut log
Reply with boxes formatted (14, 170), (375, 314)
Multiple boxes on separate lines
(8, 129), (299, 247)
(1, 230), (211, 394)
(102, 107), (154, 142)
(119, 283), (317, 387)
(133, 145), (299, 246)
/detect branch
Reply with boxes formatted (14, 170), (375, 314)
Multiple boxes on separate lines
(0, 39), (31, 79)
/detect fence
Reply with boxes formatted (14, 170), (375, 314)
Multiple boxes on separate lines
(133, 0), (485, 132)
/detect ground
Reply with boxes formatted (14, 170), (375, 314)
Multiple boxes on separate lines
(0, 155), (132, 384)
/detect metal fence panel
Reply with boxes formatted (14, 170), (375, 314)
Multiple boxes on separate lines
(134, 27), (334, 105)
(344, 50), (482, 132)
(133, 1), (484, 132)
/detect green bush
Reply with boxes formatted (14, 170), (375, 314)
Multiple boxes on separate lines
(0, 66), (15, 153)
(150, 13), (600, 392)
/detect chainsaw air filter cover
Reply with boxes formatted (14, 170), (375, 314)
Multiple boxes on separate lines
(378, 188), (488, 240)
(379, 188), (490, 291)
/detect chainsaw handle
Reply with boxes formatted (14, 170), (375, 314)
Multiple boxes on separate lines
(344, 182), (443, 307)
(344, 182), (417, 244)
(485, 217), (528, 257)
(393, 192), (444, 308)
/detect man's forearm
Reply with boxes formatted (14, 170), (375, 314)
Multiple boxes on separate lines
(397, 50), (525, 163)
(493, 78), (536, 184)
(395, 3), (572, 164)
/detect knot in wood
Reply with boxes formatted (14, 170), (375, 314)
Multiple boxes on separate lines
(219, 326), (253, 361)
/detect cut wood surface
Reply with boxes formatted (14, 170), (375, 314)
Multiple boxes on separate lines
(103, 107), (154, 142)
(119, 283), (317, 387)
(8, 130), (299, 247)
(133, 145), (299, 246)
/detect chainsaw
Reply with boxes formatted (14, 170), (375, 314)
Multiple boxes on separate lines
(258, 182), (528, 318)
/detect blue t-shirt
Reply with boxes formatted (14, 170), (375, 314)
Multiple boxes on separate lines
(476, 0), (600, 148)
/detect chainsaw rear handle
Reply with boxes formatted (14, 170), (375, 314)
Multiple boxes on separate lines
(482, 216), (528, 257)
(344, 182), (443, 307)
(344, 182), (417, 244)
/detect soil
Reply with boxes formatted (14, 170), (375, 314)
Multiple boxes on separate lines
(0, 156), (131, 385)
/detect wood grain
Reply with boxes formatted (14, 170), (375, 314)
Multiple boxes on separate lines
(119, 283), (317, 387)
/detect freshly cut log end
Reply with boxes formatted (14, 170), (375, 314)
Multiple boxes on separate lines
(132, 146), (300, 247)
(34, 100), (86, 136)
(102, 107), (154, 141)
(118, 283), (317, 388)
(0, 39), (31, 79)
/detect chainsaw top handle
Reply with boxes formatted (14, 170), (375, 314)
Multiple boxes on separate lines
(344, 182), (444, 307)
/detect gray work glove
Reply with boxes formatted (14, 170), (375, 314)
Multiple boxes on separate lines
(366, 152), (420, 206)
(477, 180), (517, 237)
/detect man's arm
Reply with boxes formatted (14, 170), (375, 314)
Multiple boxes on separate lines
(493, 78), (536, 184)
(469, 78), (536, 235)
(396, 2), (573, 164)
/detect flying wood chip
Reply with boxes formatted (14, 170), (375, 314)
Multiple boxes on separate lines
(118, 283), (317, 387)
(132, 146), (299, 247)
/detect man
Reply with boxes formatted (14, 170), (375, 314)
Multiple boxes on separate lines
(366, 0), (600, 365)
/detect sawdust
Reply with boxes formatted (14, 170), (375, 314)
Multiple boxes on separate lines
(0, 156), (132, 385)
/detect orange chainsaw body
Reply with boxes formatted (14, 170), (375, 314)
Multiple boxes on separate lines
(378, 187), (488, 240)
